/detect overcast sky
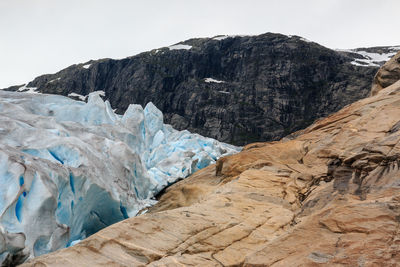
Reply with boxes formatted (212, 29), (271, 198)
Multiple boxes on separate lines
(1, 0), (400, 88)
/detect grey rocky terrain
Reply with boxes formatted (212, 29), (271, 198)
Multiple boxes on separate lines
(5, 33), (399, 145)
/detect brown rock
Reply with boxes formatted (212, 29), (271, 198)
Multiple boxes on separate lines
(371, 51), (400, 96)
(23, 56), (400, 266)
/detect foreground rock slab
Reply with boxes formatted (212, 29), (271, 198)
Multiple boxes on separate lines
(23, 53), (400, 266)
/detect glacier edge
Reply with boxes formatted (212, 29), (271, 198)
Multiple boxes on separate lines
(0, 91), (240, 264)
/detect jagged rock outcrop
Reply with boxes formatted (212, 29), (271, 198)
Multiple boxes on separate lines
(371, 50), (400, 95)
(23, 52), (400, 266)
(5, 33), (396, 145)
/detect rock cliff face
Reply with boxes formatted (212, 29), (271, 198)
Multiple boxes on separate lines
(371, 50), (400, 95)
(6, 33), (397, 145)
(23, 52), (400, 266)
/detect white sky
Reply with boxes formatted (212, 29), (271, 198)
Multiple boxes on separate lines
(1, 0), (400, 88)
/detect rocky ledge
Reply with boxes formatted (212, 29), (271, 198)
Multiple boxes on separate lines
(22, 52), (400, 266)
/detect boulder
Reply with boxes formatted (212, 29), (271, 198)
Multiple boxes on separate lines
(371, 51), (400, 95)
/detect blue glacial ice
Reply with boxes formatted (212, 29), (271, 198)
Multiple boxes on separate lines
(0, 91), (240, 264)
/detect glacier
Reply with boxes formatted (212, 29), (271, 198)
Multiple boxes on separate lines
(0, 90), (240, 264)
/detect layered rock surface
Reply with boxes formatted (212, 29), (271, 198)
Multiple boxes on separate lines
(23, 53), (400, 266)
(5, 33), (397, 145)
(371, 50), (400, 96)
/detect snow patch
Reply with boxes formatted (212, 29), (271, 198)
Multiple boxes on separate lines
(68, 93), (87, 101)
(213, 35), (248, 41)
(67, 91), (105, 101)
(287, 35), (313, 43)
(204, 78), (225, 84)
(49, 78), (61, 83)
(91, 90), (105, 97)
(168, 44), (192, 50)
(213, 35), (229, 41)
(353, 50), (396, 66)
(338, 47), (399, 67)
(218, 91), (230, 94)
(300, 37), (313, 43)
(17, 84), (39, 94)
(82, 63), (91, 69)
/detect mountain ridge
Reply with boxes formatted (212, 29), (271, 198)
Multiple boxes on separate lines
(4, 32), (396, 145)
(3, 33), (400, 145)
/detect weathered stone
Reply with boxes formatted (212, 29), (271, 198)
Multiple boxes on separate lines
(371, 51), (400, 95)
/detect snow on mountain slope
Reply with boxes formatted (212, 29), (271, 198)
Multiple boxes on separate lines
(0, 91), (240, 264)
(168, 44), (192, 50)
(337, 46), (400, 67)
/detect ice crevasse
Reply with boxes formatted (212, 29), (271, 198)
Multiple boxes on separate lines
(0, 91), (240, 264)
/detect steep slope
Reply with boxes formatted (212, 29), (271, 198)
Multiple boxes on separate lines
(23, 52), (400, 266)
(5, 33), (395, 145)
(0, 91), (238, 265)
(371, 49), (400, 95)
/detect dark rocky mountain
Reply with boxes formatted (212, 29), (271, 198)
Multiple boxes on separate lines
(5, 33), (399, 145)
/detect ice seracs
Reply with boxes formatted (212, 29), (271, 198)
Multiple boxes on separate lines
(0, 91), (240, 264)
